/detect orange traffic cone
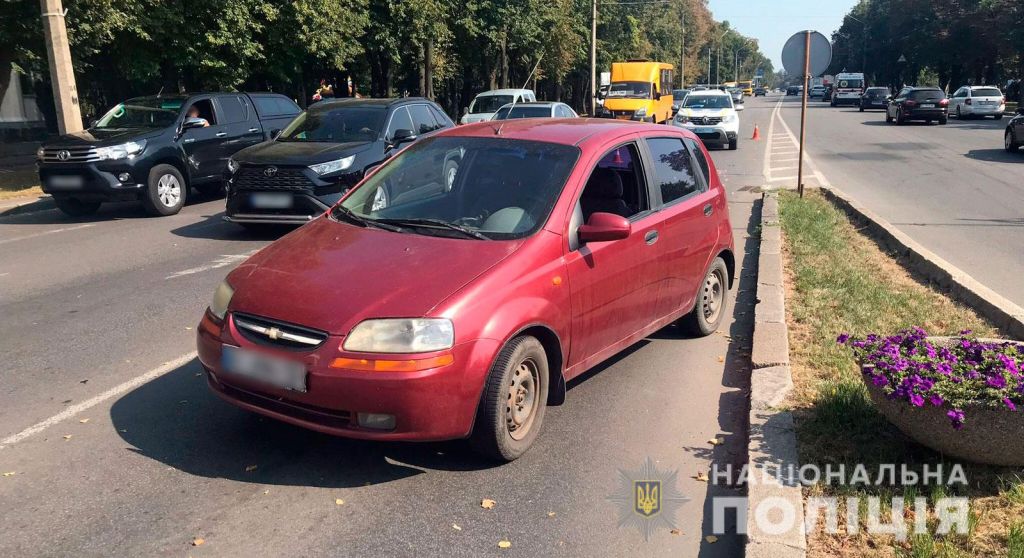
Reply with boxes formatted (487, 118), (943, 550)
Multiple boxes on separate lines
(751, 124), (761, 140)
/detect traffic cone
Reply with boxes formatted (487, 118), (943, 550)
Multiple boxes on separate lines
(751, 124), (761, 140)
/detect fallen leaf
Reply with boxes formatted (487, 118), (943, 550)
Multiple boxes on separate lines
(2, 472), (15, 477)
(670, 528), (682, 535)
(79, 418), (90, 424)
(547, 511), (556, 517)
(452, 524), (462, 531)
(717, 356), (724, 363)
(481, 498), (496, 509)
(245, 464), (258, 472)
(707, 437), (724, 446)
(63, 435), (72, 440)
(191, 538), (205, 546)
(694, 471), (709, 482)
(263, 489), (270, 495)
(335, 498), (345, 505)
(185, 326), (193, 330)
(497, 540), (512, 549)
(705, 535), (718, 544)
(79, 379), (88, 384)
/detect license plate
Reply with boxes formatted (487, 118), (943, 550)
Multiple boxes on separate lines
(921, 104), (935, 108)
(695, 127), (715, 134)
(47, 175), (83, 189)
(251, 192), (293, 209)
(221, 345), (307, 392)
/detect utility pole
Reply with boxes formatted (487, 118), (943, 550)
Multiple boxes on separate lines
(40, 0), (82, 134)
(589, 0), (597, 116)
(679, 8), (685, 88)
(707, 48), (711, 84)
(734, 50), (739, 83)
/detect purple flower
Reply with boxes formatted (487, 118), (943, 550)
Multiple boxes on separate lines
(871, 374), (889, 387)
(987, 375), (1007, 389)
(836, 333), (850, 344)
(929, 394), (944, 406)
(947, 408), (965, 430)
(909, 394), (925, 407)
(1004, 398), (1017, 411)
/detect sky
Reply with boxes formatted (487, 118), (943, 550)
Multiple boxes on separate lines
(706, 0), (858, 70)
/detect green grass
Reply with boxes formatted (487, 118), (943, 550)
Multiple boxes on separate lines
(1008, 522), (1024, 558)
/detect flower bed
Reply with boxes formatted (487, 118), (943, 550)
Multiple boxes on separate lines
(840, 327), (1024, 465)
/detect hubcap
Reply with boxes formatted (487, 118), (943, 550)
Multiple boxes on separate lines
(701, 268), (725, 323)
(505, 358), (540, 440)
(156, 174), (181, 207)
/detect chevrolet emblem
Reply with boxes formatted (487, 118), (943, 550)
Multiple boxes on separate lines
(267, 327), (281, 340)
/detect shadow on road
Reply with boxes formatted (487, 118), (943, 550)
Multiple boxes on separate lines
(169, 210), (294, 241)
(964, 148), (1024, 164)
(0, 190), (226, 225)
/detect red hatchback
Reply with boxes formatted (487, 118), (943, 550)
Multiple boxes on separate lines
(197, 119), (735, 461)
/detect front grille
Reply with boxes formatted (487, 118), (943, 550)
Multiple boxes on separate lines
(235, 166), (315, 192)
(217, 381), (352, 429)
(41, 146), (101, 163)
(690, 116), (723, 125)
(232, 313), (328, 350)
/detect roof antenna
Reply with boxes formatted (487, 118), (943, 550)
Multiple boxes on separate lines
(156, 86), (164, 98)
(495, 54), (544, 136)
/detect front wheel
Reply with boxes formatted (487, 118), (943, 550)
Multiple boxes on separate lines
(728, 138), (738, 150)
(470, 335), (549, 462)
(679, 257), (729, 336)
(859, 106), (864, 112)
(1006, 130), (1021, 153)
(53, 196), (101, 217)
(142, 164), (186, 216)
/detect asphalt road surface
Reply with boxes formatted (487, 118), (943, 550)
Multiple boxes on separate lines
(771, 94), (1024, 308)
(0, 117), (770, 557)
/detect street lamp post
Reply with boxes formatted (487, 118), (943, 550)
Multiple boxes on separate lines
(846, 14), (868, 75)
(715, 29), (729, 85)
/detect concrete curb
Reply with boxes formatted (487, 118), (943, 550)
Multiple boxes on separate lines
(745, 192), (806, 557)
(821, 186), (1024, 340)
(0, 196), (54, 217)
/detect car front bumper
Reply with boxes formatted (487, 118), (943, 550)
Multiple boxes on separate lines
(904, 108), (948, 120)
(673, 121), (738, 145)
(197, 311), (498, 441)
(38, 160), (148, 201)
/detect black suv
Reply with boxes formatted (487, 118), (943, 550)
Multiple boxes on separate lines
(886, 87), (948, 125)
(38, 93), (299, 216)
(224, 97), (455, 228)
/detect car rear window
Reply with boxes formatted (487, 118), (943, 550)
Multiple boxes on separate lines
(971, 88), (1001, 97)
(910, 90), (944, 101)
(494, 106), (552, 120)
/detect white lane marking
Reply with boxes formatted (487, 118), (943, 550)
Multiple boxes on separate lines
(0, 272), (8, 277)
(0, 223), (95, 246)
(771, 166), (798, 171)
(770, 175), (798, 181)
(0, 352), (198, 450)
(762, 97), (785, 184)
(165, 250), (257, 280)
(773, 100), (830, 188)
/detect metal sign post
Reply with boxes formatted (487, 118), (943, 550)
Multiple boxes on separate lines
(781, 30), (832, 198)
(797, 31), (810, 198)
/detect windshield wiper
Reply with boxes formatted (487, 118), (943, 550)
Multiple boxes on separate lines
(375, 218), (490, 240)
(331, 206), (404, 233)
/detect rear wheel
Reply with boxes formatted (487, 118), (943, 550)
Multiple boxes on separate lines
(885, 110), (893, 124)
(956, 106), (963, 119)
(53, 196), (101, 217)
(938, 115), (948, 125)
(470, 335), (549, 462)
(895, 108), (905, 125)
(680, 257), (729, 337)
(142, 164), (186, 216)
(859, 105), (864, 112)
(1006, 129), (1021, 153)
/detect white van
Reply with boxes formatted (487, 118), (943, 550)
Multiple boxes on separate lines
(461, 89), (537, 124)
(831, 72), (865, 106)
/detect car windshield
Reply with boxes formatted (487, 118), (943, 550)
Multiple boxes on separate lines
(972, 88), (1002, 97)
(469, 95), (514, 114)
(682, 95), (731, 109)
(672, 90), (690, 100)
(278, 106), (385, 143)
(93, 98), (182, 129)
(493, 105), (551, 120)
(335, 137), (579, 240)
(608, 81), (652, 99)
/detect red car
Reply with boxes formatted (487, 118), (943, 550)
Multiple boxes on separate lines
(197, 119), (735, 461)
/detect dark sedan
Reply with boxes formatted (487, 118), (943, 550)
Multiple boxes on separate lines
(886, 87), (948, 125)
(1006, 106), (1024, 153)
(859, 87), (890, 112)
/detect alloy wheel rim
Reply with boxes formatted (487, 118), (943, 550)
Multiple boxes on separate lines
(157, 174), (181, 207)
(506, 358), (540, 440)
(702, 269), (725, 323)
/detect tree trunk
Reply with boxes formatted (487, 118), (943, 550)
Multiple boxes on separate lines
(424, 38), (434, 100)
(499, 35), (509, 89)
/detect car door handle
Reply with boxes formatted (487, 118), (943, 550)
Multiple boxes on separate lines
(703, 203), (714, 217)
(248, 127), (259, 133)
(215, 132), (227, 138)
(183, 138), (195, 144)
(644, 230), (659, 245)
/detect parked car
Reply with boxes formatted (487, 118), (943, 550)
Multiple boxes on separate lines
(809, 85), (827, 99)
(727, 88), (744, 105)
(491, 101), (578, 120)
(671, 89), (742, 150)
(1005, 105), (1024, 153)
(224, 98), (454, 229)
(460, 89), (536, 124)
(886, 87), (949, 125)
(753, 86), (767, 97)
(196, 119), (735, 461)
(671, 89), (691, 114)
(859, 87), (890, 111)
(37, 93), (300, 217)
(949, 86), (1006, 120)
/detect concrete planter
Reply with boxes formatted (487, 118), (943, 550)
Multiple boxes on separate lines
(861, 337), (1024, 467)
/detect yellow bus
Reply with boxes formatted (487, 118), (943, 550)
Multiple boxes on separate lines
(601, 61), (675, 123)
(738, 81), (753, 96)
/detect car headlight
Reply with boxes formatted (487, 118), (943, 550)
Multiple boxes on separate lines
(723, 113), (737, 123)
(208, 280), (234, 321)
(675, 114), (690, 123)
(343, 318), (454, 353)
(227, 157), (239, 174)
(634, 107), (647, 117)
(309, 155), (356, 176)
(95, 140), (146, 161)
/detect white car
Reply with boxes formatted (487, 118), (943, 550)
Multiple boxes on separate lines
(949, 86), (1006, 119)
(809, 85), (827, 99)
(672, 90), (741, 150)
(491, 101), (578, 120)
(460, 89), (536, 124)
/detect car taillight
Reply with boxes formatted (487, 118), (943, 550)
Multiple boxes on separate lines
(939, 99), (949, 106)
(965, 98), (972, 105)
(904, 100), (916, 107)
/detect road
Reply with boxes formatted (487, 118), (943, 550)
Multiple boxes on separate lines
(0, 115), (772, 557)
(769, 94), (1024, 308)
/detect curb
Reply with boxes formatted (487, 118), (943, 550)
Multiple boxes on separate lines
(821, 186), (1024, 340)
(745, 192), (807, 558)
(0, 195), (54, 217)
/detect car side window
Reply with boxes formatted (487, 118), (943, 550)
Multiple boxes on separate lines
(684, 138), (711, 192)
(387, 106), (414, 139)
(569, 143), (648, 251)
(219, 95), (248, 124)
(408, 104), (439, 134)
(644, 137), (698, 205)
(428, 105), (453, 128)
(185, 99), (217, 126)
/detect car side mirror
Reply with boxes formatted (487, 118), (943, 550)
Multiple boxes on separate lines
(270, 129), (282, 140)
(391, 128), (417, 145)
(181, 117), (207, 131)
(578, 212), (631, 243)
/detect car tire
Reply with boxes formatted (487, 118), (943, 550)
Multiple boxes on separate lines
(53, 196), (101, 217)
(728, 138), (738, 150)
(895, 108), (905, 125)
(938, 116), (948, 125)
(195, 181), (226, 198)
(1006, 129), (1021, 153)
(142, 164), (186, 216)
(680, 257), (729, 337)
(956, 106), (962, 119)
(470, 335), (549, 462)
(859, 106), (864, 112)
